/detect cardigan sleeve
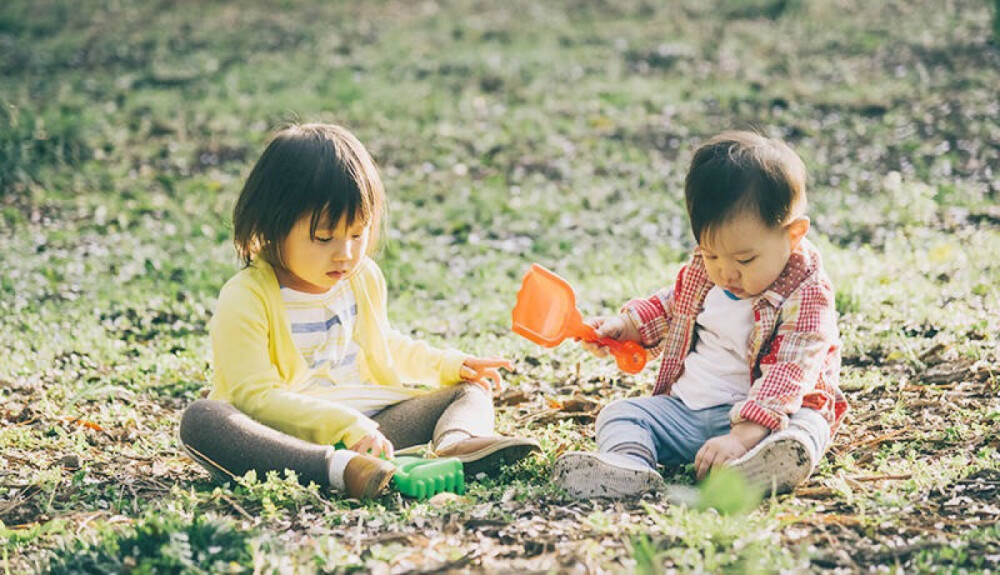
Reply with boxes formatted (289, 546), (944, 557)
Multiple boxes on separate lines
(368, 263), (469, 386)
(210, 282), (378, 448)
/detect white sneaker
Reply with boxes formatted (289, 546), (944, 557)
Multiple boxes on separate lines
(728, 430), (815, 495)
(553, 451), (664, 499)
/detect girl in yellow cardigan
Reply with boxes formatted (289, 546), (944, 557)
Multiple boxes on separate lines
(179, 123), (539, 498)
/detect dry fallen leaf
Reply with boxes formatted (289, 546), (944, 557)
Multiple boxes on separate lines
(428, 492), (468, 506)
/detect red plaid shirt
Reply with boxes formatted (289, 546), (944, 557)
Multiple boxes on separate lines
(623, 239), (848, 433)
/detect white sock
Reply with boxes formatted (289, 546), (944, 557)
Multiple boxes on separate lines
(434, 429), (473, 452)
(327, 449), (358, 492)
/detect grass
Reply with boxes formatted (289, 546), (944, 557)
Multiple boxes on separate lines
(2, 0), (999, 572)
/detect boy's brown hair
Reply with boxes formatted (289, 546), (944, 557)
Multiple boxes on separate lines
(233, 123), (385, 268)
(684, 131), (807, 243)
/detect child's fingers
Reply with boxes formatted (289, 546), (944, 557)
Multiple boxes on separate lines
(475, 373), (502, 394)
(595, 319), (624, 339)
(493, 358), (514, 371)
(696, 460), (711, 480)
(699, 448), (735, 479)
(713, 453), (734, 468)
(484, 368), (504, 391)
(460, 361), (506, 394)
(473, 379), (492, 394)
(349, 436), (373, 454)
(471, 357), (513, 371)
(351, 433), (393, 458)
(581, 341), (610, 357)
(380, 437), (394, 459)
(694, 445), (713, 480)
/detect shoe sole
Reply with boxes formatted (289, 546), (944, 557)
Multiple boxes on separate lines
(552, 453), (664, 499)
(450, 439), (541, 479)
(728, 436), (812, 495)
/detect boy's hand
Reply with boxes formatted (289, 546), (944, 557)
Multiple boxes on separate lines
(578, 315), (642, 357)
(694, 422), (770, 480)
(350, 430), (394, 459)
(694, 434), (748, 480)
(460, 357), (513, 394)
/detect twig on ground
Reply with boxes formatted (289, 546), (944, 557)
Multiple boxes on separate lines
(847, 473), (913, 482)
(845, 428), (911, 451)
(0, 485), (40, 519)
(220, 493), (254, 522)
(777, 513), (866, 526)
(794, 487), (838, 498)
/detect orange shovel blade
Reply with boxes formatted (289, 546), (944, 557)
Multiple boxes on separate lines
(512, 264), (649, 375)
(511, 264), (580, 347)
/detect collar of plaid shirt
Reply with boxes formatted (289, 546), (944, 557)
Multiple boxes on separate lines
(653, 239), (824, 396)
(676, 242), (817, 314)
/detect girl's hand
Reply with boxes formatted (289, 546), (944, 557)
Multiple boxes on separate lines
(578, 315), (641, 357)
(349, 430), (394, 459)
(460, 357), (513, 394)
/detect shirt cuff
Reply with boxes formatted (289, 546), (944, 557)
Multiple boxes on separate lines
(623, 298), (666, 348)
(441, 350), (472, 386)
(729, 400), (788, 431)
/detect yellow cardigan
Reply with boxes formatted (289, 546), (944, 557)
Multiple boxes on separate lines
(207, 257), (469, 447)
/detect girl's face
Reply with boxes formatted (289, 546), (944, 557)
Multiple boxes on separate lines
(273, 212), (370, 293)
(699, 211), (808, 299)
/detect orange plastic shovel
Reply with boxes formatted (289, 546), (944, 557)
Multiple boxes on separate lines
(511, 264), (647, 374)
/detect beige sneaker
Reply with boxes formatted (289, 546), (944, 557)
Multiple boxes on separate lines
(343, 454), (396, 499)
(727, 430), (815, 495)
(553, 451), (664, 499)
(434, 436), (541, 478)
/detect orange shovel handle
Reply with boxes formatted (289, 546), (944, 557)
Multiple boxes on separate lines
(577, 324), (647, 375)
(599, 338), (647, 375)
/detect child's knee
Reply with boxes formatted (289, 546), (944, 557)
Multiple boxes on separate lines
(787, 408), (831, 457)
(455, 382), (490, 399)
(596, 398), (644, 432)
(179, 399), (231, 445)
(452, 383), (495, 414)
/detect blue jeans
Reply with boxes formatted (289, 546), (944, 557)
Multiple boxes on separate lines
(595, 395), (830, 469)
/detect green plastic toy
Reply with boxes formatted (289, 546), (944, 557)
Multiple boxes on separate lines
(333, 442), (465, 499)
(391, 455), (465, 500)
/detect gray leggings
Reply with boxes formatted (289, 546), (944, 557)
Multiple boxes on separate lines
(178, 383), (494, 487)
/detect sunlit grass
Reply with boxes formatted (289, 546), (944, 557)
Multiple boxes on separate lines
(2, 0), (998, 571)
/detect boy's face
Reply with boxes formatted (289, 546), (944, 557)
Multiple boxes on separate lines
(274, 212), (369, 293)
(699, 211), (808, 298)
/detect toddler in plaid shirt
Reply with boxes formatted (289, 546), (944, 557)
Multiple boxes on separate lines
(554, 131), (848, 498)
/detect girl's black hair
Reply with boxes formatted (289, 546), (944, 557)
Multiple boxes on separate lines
(233, 123), (385, 267)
